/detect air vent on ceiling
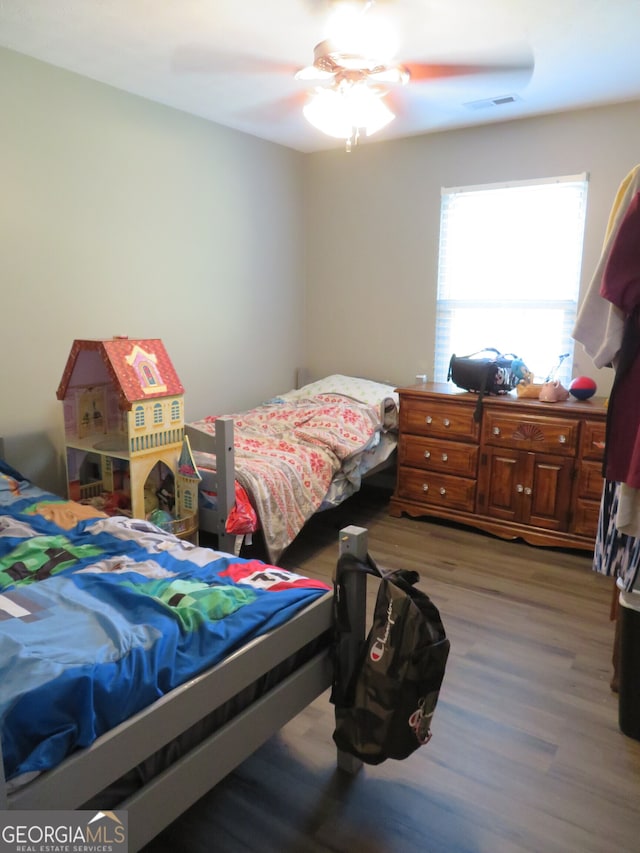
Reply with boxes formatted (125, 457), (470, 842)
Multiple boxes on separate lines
(464, 94), (522, 110)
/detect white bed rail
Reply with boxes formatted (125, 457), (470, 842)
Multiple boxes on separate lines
(185, 416), (237, 553)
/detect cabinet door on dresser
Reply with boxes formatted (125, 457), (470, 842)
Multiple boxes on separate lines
(528, 452), (574, 530)
(478, 448), (573, 530)
(477, 447), (520, 522)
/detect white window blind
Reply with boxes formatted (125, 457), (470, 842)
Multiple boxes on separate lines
(434, 174), (589, 386)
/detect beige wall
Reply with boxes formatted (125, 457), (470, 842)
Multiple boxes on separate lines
(2, 44), (640, 493)
(0, 48), (305, 490)
(303, 100), (640, 391)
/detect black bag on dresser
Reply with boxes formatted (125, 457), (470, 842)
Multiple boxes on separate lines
(448, 348), (519, 420)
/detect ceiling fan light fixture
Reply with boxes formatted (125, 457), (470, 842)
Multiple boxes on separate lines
(303, 88), (351, 138)
(303, 81), (394, 148)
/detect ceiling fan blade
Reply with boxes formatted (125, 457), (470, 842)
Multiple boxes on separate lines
(404, 59), (534, 83)
(236, 92), (308, 124)
(172, 45), (298, 76)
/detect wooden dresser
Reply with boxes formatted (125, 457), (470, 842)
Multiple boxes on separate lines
(389, 382), (608, 551)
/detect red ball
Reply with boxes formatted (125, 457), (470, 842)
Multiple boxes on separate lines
(569, 376), (597, 400)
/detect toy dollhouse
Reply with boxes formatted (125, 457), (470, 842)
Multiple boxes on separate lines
(57, 337), (201, 538)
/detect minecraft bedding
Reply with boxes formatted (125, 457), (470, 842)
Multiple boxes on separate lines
(0, 466), (330, 783)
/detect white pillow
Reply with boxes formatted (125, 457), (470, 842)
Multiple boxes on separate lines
(279, 375), (399, 429)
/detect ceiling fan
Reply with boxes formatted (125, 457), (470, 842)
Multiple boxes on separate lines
(172, 1), (534, 151)
(293, 1), (534, 150)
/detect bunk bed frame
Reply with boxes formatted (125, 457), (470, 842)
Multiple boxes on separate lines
(0, 520), (367, 851)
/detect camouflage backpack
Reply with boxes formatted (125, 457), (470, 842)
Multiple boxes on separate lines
(331, 551), (450, 765)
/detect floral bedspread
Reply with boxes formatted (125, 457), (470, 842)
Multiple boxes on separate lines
(190, 394), (383, 562)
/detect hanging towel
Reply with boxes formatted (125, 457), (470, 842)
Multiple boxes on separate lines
(573, 164), (640, 367)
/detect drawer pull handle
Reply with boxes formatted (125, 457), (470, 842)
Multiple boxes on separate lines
(524, 486), (532, 495)
(516, 484), (524, 493)
(441, 453), (448, 462)
(439, 487), (446, 496)
(425, 416), (433, 424)
(423, 483), (429, 492)
(443, 418), (451, 427)
(493, 426), (501, 436)
(424, 450), (431, 459)
(559, 434), (566, 444)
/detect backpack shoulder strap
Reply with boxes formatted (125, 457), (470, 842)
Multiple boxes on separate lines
(336, 551), (382, 580)
(386, 567), (421, 591)
(473, 361), (493, 422)
(331, 552), (385, 708)
(334, 554), (421, 632)
(333, 552), (380, 636)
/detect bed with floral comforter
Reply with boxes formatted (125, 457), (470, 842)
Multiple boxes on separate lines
(190, 388), (388, 562)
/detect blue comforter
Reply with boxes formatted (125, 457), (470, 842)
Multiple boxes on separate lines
(0, 471), (329, 781)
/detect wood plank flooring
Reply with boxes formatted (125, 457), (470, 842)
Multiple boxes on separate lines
(142, 486), (640, 853)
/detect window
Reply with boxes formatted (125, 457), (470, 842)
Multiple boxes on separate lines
(434, 174), (588, 386)
(134, 405), (145, 428)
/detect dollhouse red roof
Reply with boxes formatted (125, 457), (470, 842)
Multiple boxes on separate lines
(56, 337), (184, 408)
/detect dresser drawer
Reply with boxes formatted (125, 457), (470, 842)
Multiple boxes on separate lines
(482, 411), (578, 456)
(397, 467), (476, 512)
(399, 435), (478, 477)
(577, 459), (604, 501)
(573, 498), (601, 538)
(400, 398), (479, 441)
(581, 420), (606, 461)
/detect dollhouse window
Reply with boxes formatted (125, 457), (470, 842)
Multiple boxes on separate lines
(135, 406), (145, 428)
(153, 403), (163, 425)
(171, 400), (180, 422)
(141, 362), (158, 387)
(183, 489), (194, 511)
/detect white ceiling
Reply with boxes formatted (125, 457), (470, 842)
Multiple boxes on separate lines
(1, 0), (640, 153)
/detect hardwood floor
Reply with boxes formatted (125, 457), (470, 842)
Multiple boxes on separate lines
(142, 486), (640, 853)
